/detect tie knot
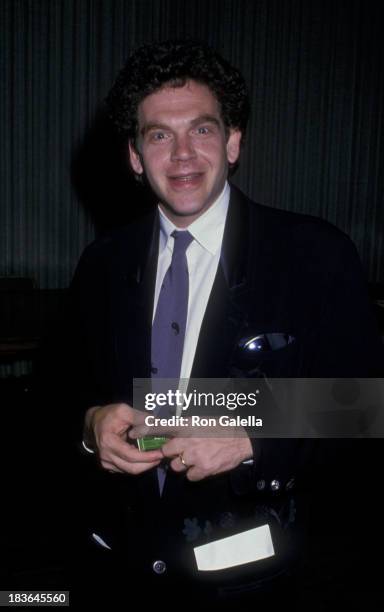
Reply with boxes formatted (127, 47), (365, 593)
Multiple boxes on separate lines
(171, 230), (193, 256)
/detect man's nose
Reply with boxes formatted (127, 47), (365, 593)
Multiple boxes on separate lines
(171, 134), (197, 161)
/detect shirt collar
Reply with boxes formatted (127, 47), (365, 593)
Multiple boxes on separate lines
(158, 181), (230, 256)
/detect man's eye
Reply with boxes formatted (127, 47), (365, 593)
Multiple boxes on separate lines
(196, 126), (210, 135)
(150, 132), (168, 142)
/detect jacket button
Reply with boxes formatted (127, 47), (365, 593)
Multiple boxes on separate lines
(152, 560), (167, 574)
(256, 479), (265, 490)
(270, 479), (280, 491)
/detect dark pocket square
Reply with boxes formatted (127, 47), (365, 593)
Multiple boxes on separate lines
(238, 333), (295, 354)
(231, 332), (297, 377)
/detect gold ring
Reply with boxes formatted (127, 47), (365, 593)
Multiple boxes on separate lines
(179, 453), (188, 468)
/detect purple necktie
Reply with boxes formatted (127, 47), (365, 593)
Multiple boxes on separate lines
(151, 230), (193, 493)
(151, 230), (193, 380)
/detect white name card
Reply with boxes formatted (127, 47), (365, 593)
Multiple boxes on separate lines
(194, 524), (274, 571)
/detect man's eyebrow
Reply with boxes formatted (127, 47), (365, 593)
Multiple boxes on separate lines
(140, 122), (169, 137)
(190, 114), (221, 128)
(140, 115), (222, 137)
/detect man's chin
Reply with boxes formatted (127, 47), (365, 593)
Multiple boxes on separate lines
(159, 201), (211, 225)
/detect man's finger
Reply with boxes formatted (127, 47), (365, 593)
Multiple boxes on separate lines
(100, 459), (125, 473)
(160, 438), (184, 458)
(185, 467), (206, 482)
(128, 424), (151, 438)
(102, 454), (161, 475)
(169, 455), (188, 472)
(104, 435), (164, 464)
(129, 421), (186, 439)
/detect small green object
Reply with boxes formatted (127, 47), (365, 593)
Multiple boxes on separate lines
(137, 436), (167, 451)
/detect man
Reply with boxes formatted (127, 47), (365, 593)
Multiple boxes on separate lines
(70, 40), (383, 606)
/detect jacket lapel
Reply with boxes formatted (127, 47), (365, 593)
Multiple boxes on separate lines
(110, 211), (159, 400)
(190, 186), (256, 378)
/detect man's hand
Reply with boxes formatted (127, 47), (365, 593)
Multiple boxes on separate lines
(84, 403), (163, 474)
(129, 419), (254, 481)
(163, 435), (253, 481)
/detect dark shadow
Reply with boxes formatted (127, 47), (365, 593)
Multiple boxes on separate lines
(71, 107), (156, 234)
(369, 283), (384, 336)
(3, 109), (159, 593)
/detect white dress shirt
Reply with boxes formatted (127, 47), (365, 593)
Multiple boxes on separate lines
(154, 182), (230, 381)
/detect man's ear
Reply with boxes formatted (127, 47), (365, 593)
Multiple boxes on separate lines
(128, 140), (144, 175)
(226, 129), (242, 165)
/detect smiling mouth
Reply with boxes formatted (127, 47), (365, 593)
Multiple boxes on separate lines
(168, 173), (203, 182)
(167, 172), (204, 189)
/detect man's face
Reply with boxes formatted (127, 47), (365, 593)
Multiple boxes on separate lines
(129, 80), (242, 227)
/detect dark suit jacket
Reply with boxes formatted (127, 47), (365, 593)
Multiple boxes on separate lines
(69, 185), (383, 594)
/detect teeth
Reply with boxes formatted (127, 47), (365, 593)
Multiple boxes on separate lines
(172, 175), (198, 181)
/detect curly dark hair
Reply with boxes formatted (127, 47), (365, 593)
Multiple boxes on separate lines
(105, 40), (250, 146)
